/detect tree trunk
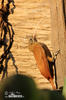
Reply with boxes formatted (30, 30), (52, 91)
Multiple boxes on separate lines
(49, 0), (66, 88)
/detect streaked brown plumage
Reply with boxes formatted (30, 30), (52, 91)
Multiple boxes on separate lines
(28, 35), (56, 90)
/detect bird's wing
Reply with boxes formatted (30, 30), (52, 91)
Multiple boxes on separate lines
(32, 43), (52, 79)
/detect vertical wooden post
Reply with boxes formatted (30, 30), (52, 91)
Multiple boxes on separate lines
(49, 0), (66, 88)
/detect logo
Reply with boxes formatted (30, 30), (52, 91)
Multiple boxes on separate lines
(4, 91), (24, 99)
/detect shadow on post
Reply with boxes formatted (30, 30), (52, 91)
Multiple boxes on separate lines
(0, 0), (17, 79)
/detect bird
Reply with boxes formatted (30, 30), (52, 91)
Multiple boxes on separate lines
(28, 34), (56, 90)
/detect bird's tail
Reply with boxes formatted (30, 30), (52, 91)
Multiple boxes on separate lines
(49, 78), (56, 90)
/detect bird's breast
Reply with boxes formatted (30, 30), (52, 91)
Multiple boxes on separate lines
(32, 43), (52, 79)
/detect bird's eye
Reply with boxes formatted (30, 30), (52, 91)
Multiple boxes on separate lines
(29, 38), (33, 44)
(30, 38), (32, 41)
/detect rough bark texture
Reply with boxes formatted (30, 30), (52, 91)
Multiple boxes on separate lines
(49, 0), (66, 88)
(0, 0), (53, 89)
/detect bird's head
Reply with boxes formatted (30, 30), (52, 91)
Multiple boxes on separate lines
(28, 34), (38, 52)
(29, 34), (37, 45)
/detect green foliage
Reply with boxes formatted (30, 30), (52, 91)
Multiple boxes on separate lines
(39, 89), (64, 100)
(63, 78), (66, 99)
(0, 74), (39, 100)
(0, 74), (65, 100)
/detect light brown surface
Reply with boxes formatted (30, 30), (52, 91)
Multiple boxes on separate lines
(49, 0), (66, 88)
(0, 0), (53, 89)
